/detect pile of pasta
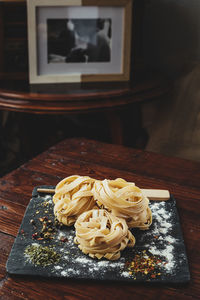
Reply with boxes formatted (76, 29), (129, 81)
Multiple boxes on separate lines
(53, 175), (152, 260)
(53, 175), (96, 226)
(93, 178), (152, 229)
(74, 209), (135, 260)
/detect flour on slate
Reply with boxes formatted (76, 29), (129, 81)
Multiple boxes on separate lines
(43, 194), (53, 203)
(43, 196), (183, 279)
(140, 201), (178, 273)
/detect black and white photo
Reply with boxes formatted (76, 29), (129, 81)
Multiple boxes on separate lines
(47, 18), (112, 64)
(27, 0), (132, 83)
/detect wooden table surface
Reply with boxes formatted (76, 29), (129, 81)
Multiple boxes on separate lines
(0, 138), (199, 299)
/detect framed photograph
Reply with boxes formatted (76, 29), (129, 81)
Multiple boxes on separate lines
(27, 0), (133, 84)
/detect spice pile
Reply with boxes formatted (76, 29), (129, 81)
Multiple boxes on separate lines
(31, 216), (63, 241)
(22, 195), (69, 267)
(25, 244), (61, 267)
(125, 250), (166, 280)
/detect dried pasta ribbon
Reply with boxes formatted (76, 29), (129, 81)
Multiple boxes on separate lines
(74, 209), (135, 260)
(93, 178), (152, 229)
(53, 175), (96, 226)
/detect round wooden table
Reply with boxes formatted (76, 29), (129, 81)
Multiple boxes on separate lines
(0, 71), (171, 145)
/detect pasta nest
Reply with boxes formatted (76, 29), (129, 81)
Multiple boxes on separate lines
(93, 178), (152, 229)
(74, 209), (135, 260)
(53, 175), (96, 226)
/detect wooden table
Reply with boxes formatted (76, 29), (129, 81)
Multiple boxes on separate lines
(0, 138), (199, 299)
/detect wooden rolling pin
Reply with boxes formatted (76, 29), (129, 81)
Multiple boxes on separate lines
(37, 188), (170, 201)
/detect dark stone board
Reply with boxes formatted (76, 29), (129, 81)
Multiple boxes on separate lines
(6, 186), (190, 283)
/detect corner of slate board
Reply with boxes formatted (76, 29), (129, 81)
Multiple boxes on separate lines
(169, 195), (191, 283)
(6, 186), (55, 276)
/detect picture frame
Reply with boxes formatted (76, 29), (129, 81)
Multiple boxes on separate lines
(27, 0), (133, 84)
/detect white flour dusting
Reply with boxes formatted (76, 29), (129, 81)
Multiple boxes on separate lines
(49, 199), (183, 279)
(139, 201), (178, 274)
(121, 271), (131, 278)
(54, 265), (62, 270)
(43, 194), (53, 203)
(75, 257), (89, 264)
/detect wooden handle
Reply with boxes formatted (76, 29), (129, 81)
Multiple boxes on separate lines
(37, 188), (170, 201)
(141, 189), (170, 201)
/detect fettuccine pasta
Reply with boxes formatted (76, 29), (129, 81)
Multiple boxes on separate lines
(53, 175), (152, 260)
(93, 178), (152, 229)
(53, 175), (96, 226)
(74, 209), (135, 260)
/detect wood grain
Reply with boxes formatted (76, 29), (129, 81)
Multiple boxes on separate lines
(0, 72), (171, 114)
(0, 233), (14, 281)
(0, 197), (26, 236)
(46, 138), (200, 188)
(0, 138), (200, 299)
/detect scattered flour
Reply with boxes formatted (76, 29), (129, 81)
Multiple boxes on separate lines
(57, 231), (68, 240)
(121, 271), (131, 278)
(141, 201), (178, 274)
(54, 265), (62, 270)
(75, 257), (89, 264)
(61, 270), (68, 276)
(43, 194), (53, 203)
(40, 194), (182, 279)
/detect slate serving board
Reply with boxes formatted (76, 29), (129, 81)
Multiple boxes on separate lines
(6, 186), (190, 283)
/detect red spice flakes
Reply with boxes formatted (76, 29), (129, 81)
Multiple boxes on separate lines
(20, 229), (26, 240)
(32, 232), (39, 239)
(60, 237), (68, 243)
(30, 214), (64, 241)
(125, 250), (163, 279)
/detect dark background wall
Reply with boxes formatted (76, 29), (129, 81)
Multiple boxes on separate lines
(142, 0), (200, 161)
(143, 0), (200, 77)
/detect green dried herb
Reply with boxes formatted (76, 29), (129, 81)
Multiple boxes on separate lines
(24, 244), (61, 267)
